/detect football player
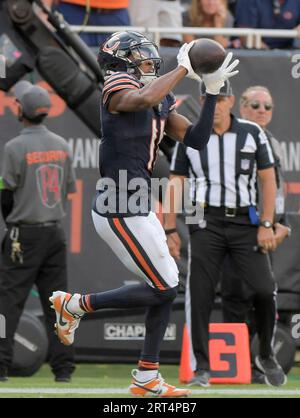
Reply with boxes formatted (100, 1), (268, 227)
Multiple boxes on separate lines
(50, 31), (239, 397)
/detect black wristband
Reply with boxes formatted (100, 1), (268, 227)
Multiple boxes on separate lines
(165, 228), (177, 236)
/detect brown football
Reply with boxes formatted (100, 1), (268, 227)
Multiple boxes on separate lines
(188, 38), (226, 75)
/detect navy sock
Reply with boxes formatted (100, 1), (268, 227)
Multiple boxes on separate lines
(88, 283), (176, 310)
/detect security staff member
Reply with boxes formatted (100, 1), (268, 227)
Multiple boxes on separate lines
(0, 81), (76, 382)
(164, 80), (287, 387)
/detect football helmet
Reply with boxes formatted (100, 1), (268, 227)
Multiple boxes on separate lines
(98, 31), (162, 84)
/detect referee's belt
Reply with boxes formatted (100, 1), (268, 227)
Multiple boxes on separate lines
(7, 221), (59, 228)
(204, 206), (250, 218)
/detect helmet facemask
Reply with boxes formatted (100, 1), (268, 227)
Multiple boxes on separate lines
(128, 44), (162, 85)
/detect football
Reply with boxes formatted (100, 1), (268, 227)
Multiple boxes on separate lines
(188, 38), (226, 75)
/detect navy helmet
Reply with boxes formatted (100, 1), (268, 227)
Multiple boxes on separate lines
(98, 31), (162, 83)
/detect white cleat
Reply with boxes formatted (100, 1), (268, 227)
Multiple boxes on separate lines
(49, 291), (83, 346)
(129, 370), (191, 398)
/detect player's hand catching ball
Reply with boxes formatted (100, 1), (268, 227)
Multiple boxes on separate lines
(177, 41), (202, 82)
(202, 52), (239, 95)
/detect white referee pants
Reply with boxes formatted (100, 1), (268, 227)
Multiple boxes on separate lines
(92, 211), (179, 291)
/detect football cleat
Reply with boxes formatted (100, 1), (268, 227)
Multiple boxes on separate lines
(129, 369), (191, 398)
(49, 291), (83, 346)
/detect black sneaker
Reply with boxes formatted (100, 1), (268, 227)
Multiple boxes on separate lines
(255, 355), (287, 387)
(55, 374), (71, 383)
(187, 370), (211, 388)
(0, 368), (8, 382)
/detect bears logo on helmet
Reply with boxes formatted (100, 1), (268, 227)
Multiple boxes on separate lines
(98, 31), (162, 84)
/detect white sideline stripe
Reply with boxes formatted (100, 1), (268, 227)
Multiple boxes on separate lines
(0, 388), (300, 396)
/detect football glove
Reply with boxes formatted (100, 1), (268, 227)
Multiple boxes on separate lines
(177, 42), (201, 82)
(202, 52), (239, 95)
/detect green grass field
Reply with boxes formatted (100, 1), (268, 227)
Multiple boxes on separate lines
(0, 364), (300, 398)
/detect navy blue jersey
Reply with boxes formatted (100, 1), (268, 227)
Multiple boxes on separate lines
(94, 72), (176, 218)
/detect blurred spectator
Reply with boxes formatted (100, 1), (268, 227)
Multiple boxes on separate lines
(235, 0), (300, 49)
(182, 0), (234, 48)
(227, 0), (237, 16)
(129, 0), (183, 47)
(45, 0), (130, 47)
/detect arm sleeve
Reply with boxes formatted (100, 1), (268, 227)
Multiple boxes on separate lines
(183, 94), (217, 151)
(102, 73), (140, 107)
(1, 189), (14, 221)
(170, 142), (190, 176)
(256, 129), (275, 170)
(235, 0), (259, 28)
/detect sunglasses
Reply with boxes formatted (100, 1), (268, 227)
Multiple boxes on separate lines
(247, 101), (274, 111)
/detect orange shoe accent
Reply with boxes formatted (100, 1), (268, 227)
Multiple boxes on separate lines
(53, 293), (74, 322)
(129, 370), (191, 398)
(50, 291), (83, 346)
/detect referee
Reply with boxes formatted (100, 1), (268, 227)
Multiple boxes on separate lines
(164, 80), (286, 387)
(222, 86), (292, 324)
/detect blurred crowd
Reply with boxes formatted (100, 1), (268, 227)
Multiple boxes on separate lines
(44, 0), (300, 49)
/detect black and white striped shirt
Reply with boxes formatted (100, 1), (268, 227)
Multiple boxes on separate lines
(170, 116), (275, 208)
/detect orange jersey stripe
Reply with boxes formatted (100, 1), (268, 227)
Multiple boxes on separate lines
(103, 84), (138, 104)
(105, 72), (134, 82)
(112, 218), (166, 291)
(103, 78), (140, 93)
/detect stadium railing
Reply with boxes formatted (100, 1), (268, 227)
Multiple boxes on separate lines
(69, 25), (299, 49)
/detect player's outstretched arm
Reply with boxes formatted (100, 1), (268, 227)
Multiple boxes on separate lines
(109, 67), (188, 113)
(165, 93), (217, 150)
(109, 42), (198, 113)
(165, 52), (239, 150)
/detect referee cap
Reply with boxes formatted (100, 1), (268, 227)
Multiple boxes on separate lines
(199, 79), (234, 97)
(14, 81), (51, 120)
